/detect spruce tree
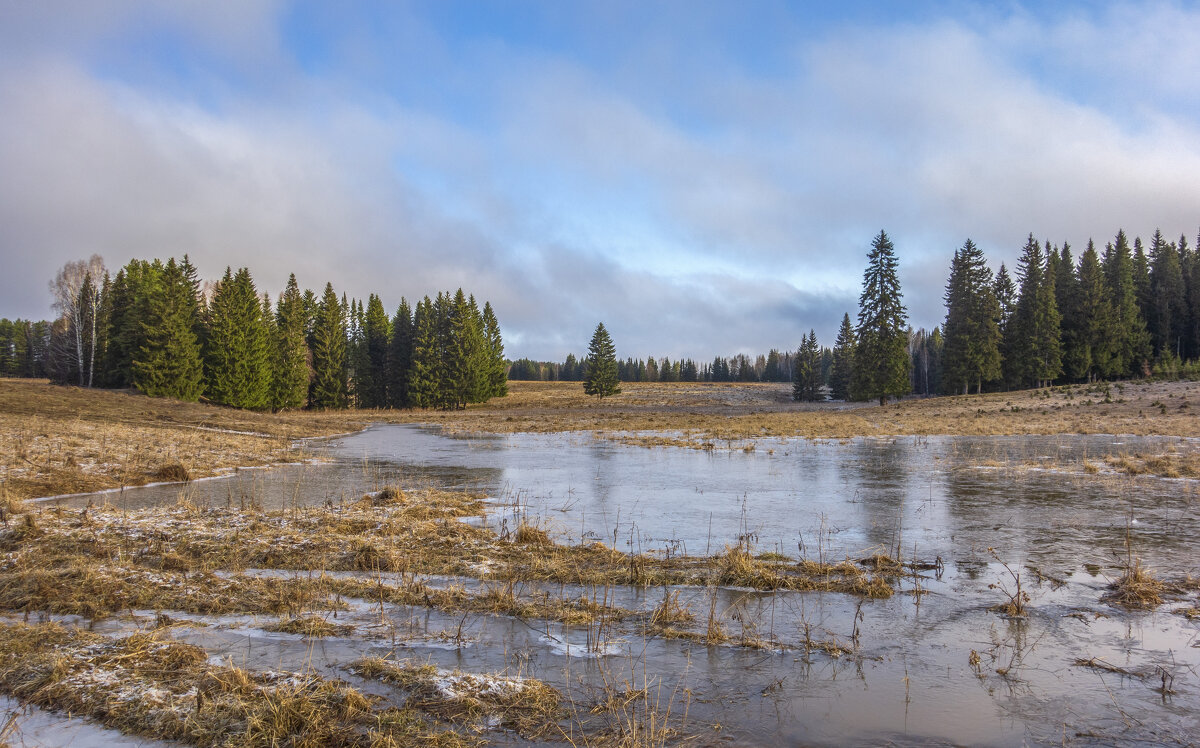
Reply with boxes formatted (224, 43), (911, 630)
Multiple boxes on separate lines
(133, 258), (204, 401)
(792, 330), (822, 401)
(1055, 243), (1088, 381)
(481, 301), (508, 398)
(1010, 235), (1062, 388)
(942, 239), (1001, 395)
(1149, 229), (1187, 360)
(852, 230), (910, 405)
(310, 282), (348, 409)
(443, 289), (485, 409)
(583, 323), (620, 399)
(387, 299), (414, 408)
(361, 294), (390, 408)
(204, 267), (271, 409)
(271, 274), (310, 410)
(408, 296), (440, 409)
(1076, 241), (1114, 381)
(830, 313), (855, 400)
(1103, 230), (1152, 377)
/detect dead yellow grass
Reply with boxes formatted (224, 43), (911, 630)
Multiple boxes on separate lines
(0, 622), (476, 747)
(5, 378), (1198, 501)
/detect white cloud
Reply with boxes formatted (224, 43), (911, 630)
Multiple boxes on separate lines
(2, 2), (1198, 359)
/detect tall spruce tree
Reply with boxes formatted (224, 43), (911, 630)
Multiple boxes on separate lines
(583, 322), (620, 399)
(387, 299), (414, 408)
(1103, 230), (1151, 377)
(132, 258), (204, 401)
(444, 289), (485, 409)
(481, 301), (508, 399)
(830, 313), (855, 400)
(852, 230), (910, 405)
(408, 296), (440, 409)
(792, 330), (822, 401)
(1054, 243), (1088, 381)
(1149, 229), (1187, 360)
(1077, 241), (1114, 380)
(204, 267), (271, 409)
(942, 239), (1001, 395)
(360, 294), (390, 408)
(1010, 235), (1062, 388)
(271, 274), (310, 410)
(310, 282), (348, 409)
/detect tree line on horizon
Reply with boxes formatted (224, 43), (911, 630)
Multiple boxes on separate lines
(5, 226), (1199, 403)
(507, 226), (1200, 402)
(0, 255), (507, 410)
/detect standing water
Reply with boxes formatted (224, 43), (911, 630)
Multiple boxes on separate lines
(41, 425), (1200, 745)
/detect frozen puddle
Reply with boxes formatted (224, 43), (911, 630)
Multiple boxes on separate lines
(0, 695), (175, 747)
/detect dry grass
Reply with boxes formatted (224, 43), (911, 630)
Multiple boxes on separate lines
(1103, 557), (1166, 609)
(350, 657), (564, 738)
(5, 378), (1199, 502)
(0, 622), (475, 747)
(264, 614), (355, 638)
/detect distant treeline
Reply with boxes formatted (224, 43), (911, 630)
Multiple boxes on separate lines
(508, 349), (832, 384)
(2, 255), (506, 410)
(514, 226), (1200, 401)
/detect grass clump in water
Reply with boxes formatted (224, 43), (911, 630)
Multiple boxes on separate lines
(264, 614), (355, 638)
(0, 622), (474, 747)
(350, 657), (565, 739)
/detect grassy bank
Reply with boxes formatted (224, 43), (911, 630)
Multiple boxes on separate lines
(3, 377), (1199, 501)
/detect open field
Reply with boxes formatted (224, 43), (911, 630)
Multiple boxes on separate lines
(2, 377), (1199, 501)
(1, 379), (1199, 744)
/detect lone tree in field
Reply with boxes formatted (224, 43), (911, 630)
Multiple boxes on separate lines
(852, 230), (910, 405)
(583, 322), (621, 399)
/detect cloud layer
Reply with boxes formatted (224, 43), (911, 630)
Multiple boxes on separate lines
(2, 2), (1198, 360)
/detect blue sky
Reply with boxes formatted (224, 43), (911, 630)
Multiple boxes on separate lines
(2, 1), (1199, 360)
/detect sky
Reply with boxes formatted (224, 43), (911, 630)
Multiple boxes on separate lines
(2, 1), (1199, 361)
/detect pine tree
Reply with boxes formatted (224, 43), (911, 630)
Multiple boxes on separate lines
(830, 313), (855, 400)
(583, 323), (620, 399)
(942, 239), (1001, 395)
(271, 274), (310, 410)
(852, 230), (910, 405)
(204, 268), (271, 409)
(408, 297), (439, 409)
(792, 330), (822, 401)
(310, 282), (348, 409)
(1185, 233), (1200, 360)
(132, 258), (204, 401)
(1149, 229), (1187, 360)
(481, 301), (508, 398)
(104, 260), (161, 388)
(1076, 241), (1114, 380)
(357, 294), (390, 408)
(1103, 230), (1152, 377)
(442, 289), (485, 409)
(387, 299), (414, 408)
(1010, 235), (1061, 388)
(1055, 243), (1088, 381)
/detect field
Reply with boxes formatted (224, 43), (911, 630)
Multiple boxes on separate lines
(1, 377), (1199, 745)
(3, 377), (1199, 501)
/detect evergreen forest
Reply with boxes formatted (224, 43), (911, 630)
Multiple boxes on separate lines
(5, 226), (1200, 404)
(1, 256), (507, 411)
(507, 228), (1200, 401)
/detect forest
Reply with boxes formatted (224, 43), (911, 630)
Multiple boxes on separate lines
(512, 228), (1200, 401)
(0, 255), (507, 411)
(4, 227), (1200, 406)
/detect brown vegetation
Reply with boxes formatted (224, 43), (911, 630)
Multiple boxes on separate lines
(4, 378), (1199, 501)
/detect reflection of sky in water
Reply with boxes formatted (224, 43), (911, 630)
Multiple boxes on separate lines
(47, 426), (1199, 576)
(31, 425), (1200, 745)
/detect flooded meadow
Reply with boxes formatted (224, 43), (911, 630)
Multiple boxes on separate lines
(14, 425), (1200, 746)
